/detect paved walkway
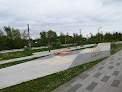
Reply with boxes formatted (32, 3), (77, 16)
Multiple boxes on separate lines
(0, 46), (50, 54)
(53, 49), (122, 92)
(0, 44), (95, 64)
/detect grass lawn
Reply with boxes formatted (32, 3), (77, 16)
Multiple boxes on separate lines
(111, 44), (122, 55)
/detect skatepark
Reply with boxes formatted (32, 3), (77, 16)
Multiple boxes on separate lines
(0, 43), (111, 89)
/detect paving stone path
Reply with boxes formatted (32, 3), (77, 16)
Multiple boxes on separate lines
(53, 49), (122, 92)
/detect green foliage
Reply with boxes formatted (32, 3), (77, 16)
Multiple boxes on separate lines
(47, 30), (57, 43)
(12, 28), (21, 48)
(0, 25), (122, 51)
(111, 44), (122, 55)
(51, 42), (61, 49)
(4, 26), (12, 38)
(24, 46), (30, 51)
(40, 31), (48, 46)
(89, 32), (122, 43)
(59, 32), (65, 44)
(23, 46), (32, 56)
(0, 26), (29, 50)
(40, 30), (57, 46)
(0, 30), (6, 51)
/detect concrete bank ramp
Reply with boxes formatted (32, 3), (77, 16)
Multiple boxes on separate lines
(42, 56), (72, 65)
(70, 42), (111, 67)
(97, 43), (110, 51)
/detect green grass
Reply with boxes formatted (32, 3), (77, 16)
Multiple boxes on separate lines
(86, 46), (94, 48)
(70, 46), (94, 51)
(0, 55), (49, 69)
(0, 51), (32, 61)
(111, 44), (122, 55)
(0, 57), (107, 92)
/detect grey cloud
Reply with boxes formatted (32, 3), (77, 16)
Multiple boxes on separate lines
(0, 0), (122, 38)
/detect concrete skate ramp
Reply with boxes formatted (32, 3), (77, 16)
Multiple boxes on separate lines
(79, 48), (91, 54)
(97, 43), (110, 51)
(70, 43), (111, 67)
(42, 56), (72, 65)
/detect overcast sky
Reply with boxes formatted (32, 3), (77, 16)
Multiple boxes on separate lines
(0, 0), (122, 38)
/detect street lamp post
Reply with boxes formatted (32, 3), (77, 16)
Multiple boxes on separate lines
(48, 35), (50, 52)
(65, 38), (66, 46)
(98, 27), (102, 42)
(27, 24), (31, 49)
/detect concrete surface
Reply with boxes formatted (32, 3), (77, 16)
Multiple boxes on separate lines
(0, 43), (110, 89)
(0, 46), (48, 54)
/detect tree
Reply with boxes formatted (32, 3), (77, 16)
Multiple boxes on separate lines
(12, 28), (21, 48)
(4, 26), (12, 39)
(73, 33), (79, 46)
(0, 30), (6, 50)
(47, 30), (57, 43)
(104, 32), (112, 41)
(66, 32), (70, 46)
(4, 26), (13, 49)
(90, 32), (93, 38)
(59, 32), (65, 44)
(21, 30), (28, 48)
(21, 30), (28, 40)
(40, 31), (48, 46)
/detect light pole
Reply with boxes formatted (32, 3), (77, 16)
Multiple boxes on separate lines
(48, 35), (50, 52)
(65, 38), (66, 46)
(76, 35), (77, 48)
(101, 30), (104, 41)
(79, 29), (82, 46)
(98, 27), (102, 42)
(27, 24), (31, 49)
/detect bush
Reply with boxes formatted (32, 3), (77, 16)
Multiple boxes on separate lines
(24, 46), (30, 51)
(23, 46), (32, 56)
(51, 42), (61, 49)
